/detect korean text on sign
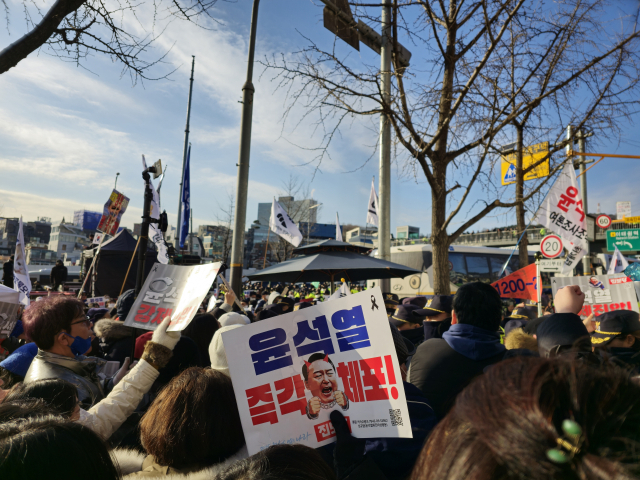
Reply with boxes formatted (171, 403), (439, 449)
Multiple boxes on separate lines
(223, 288), (413, 455)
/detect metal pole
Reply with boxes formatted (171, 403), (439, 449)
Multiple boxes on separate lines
(177, 56), (196, 245)
(577, 130), (590, 276)
(230, 0), (260, 295)
(190, 209), (194, 255)
(378, 0), (392, 292)
(136, 171), (153, 295)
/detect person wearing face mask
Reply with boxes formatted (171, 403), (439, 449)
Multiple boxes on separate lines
(21, 296), (109, 408)
(413, 295), (453, 342)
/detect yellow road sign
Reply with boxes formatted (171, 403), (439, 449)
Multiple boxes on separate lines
(501, 141), (550, 185)
(623, 216), (640, 224)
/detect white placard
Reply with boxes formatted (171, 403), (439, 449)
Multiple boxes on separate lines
(617, 201), (632, 217)
(123, 262), (221, 332)
(222, 287), (412, 455)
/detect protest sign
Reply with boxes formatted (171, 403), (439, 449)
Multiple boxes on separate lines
(534, 162), (587, 274)
(222, 287), (412, 455)
(87, 296), (107, 307)
(97, 190), (130, 236)
(0, 302), (21, 338)
(551, 274), (639, 318)
(491, 264), (538, 301)
(123, 262), (221, 332)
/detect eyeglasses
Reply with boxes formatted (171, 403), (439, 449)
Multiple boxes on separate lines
(70, 317), (92, 327)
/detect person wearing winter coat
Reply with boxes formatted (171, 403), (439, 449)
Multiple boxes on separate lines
(407, 282), (506, 418)
(93, 316), (135, 366)
(22, 296), (107, 408)
(50, 260), (68, 291)
(115, 367), (249, 478)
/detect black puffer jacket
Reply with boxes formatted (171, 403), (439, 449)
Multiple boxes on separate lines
(93, 318), (135, 367)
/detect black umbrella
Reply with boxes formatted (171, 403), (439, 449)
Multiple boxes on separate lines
(292, 239), (371, 255)
(247, 250), (420, 284)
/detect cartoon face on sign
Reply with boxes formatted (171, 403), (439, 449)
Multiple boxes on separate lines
(302, 353), (349, 420)
(589, 277), (605, 290)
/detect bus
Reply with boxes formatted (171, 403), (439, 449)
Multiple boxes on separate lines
(367, 244), (536, 298)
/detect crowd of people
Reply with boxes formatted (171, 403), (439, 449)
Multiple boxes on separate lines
(1, 277), (640, 480)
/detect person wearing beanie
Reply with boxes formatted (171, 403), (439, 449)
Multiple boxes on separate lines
(219, 312), (251, 327)
(209, 325), (245, 377)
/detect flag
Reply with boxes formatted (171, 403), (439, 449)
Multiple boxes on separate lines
(366, 177), (379, 226)
(608, 245), (629, 275)
(92, 232), (104, 245)
(491, 264), (538, 301)
(336, 212), (343, 241)
(142, 155), (169, 264)
(13, 217), (31, 306)
(534, 162), (587, 274)
(328, 281), (351, 301)
(179, 145), (191, 249)
(156, 168), (165, 208)
(269, 198), (303, 247)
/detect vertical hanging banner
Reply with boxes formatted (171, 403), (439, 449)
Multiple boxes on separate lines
(179, 146), (191, 249)
(142, 155), (169, 264)
(366, 177), (379, 226)
(123, 262), (221, 332)
(534, 162), (588, 274)
(97, 190), (130, 236)
(13, 217), (31, 306)
(222, 287), (412, 455)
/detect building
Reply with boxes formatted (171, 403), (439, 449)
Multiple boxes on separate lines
(396, 226), (420, 240)
(345, 226), (378, 245)
(0, 218), (19, 253)
(73, 210), (102, 233)
(49, 222), (90, 265)
(257, 196), (319, 225)
(202, 226), (232, 262)
(25, 243), (56, 265)
(24, 218), (52, 245)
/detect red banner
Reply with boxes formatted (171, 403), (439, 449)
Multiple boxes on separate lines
(491, 264), (538, 301)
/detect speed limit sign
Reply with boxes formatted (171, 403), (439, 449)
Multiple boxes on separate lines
(540, 234), (564, 258)
(596, 214), (612, 229)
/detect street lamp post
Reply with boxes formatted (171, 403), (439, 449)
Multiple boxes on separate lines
(229, 0), (261, 295)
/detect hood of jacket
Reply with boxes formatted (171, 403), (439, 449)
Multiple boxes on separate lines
(115, 445), (249, 480)
(504, 327), (538, 352)
(442, 324), (506, 361)
(94, 318), (133, 341)
(209, 325), (245, 377)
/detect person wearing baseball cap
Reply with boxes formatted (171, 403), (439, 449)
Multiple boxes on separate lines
(591, 310), (640, 371)
(413, 295), (453, 341)
(383, 293), (400, 317)
(402, 297), (429, 308)
(390, 305), (424, 348)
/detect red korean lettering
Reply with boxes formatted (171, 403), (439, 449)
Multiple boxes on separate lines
(593, 304), (604, 315)
(314, 417), (351, 442)
(150, 307), (172, 325)
(574, 199), (585, 222)
(359, 356), (389, 401)
(579, 305), (592, 317)
(274, 375), (307, 416)
(557, 194), (576, 213)
(384, 355), (399, 400)
(246, 384), (278, 425)
(134, 304), (155, 323)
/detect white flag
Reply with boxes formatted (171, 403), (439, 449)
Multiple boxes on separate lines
(366, 177), (379, 226)
(608, 245), (629, 275)
(534, 162), (588, 274)
(328, 281), (351, 301)
(269, 198), (303, 247)
(336, 212), (343, 241)
(142, 155), (169, 264)
(92, 232), (104, 245)
(13, 217), (31, 306)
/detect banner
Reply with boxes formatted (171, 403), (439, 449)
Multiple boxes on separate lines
(87, 296), (107, 307)
(491, 264), (538, 301)
(179, 145), (191, 249)
(222, 288), (412, 455)
(269, 198), (303, 247)
(13, 217), (31, 306)
(123, 262), (221, 332)
(534, 162), (587, 274)
(551, 274), (639, 319)
(336, 212), (343, 242)
(328, 282), (351, 301)
(97, 190), (129, 236)
(607, 246), (629, 274)
(366, 177), (379, 226)
(142, 155), (169, 264)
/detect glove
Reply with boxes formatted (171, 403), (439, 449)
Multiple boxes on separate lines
(112, 357), (131, 386)
(151, 315), (180, 351)
(330, 410), (366, 479)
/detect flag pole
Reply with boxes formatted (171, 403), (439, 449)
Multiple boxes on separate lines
(263, 229), (271, 269)
(120, 237), (141, 296)
(78, 234), (107, 298)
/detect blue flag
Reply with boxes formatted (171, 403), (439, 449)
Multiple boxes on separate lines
(179, 145), (191, 249)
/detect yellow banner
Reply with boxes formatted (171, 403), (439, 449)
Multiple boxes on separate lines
(623, 216), (640, 224)
(501, 141), (550, 185)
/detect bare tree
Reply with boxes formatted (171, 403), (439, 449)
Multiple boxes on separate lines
(263, 0), (640, 294)
(207, 190), (234, 264)
(0, 0), (221, 79)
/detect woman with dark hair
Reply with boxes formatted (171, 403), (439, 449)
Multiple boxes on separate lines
(5, 378), (80, 419)
(411, 357), (640, 480)
(0, 416), (122, 480)
(217, 444), (336, 480)
(116, 367), (248, 477)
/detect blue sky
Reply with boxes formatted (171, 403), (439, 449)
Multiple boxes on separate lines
(1, 0), (640, 237)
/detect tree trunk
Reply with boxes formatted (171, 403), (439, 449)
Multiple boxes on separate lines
(431, 160), (451, 294)
(515, 124), (529, 268)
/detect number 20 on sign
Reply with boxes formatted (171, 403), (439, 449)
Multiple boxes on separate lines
(541, 234), (563, 259)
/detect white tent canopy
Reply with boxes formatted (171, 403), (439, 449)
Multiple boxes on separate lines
(0, 284), (20, 305)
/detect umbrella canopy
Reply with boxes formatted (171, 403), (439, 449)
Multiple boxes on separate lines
(0, 284), (20, 304)
(292, 239), (371, 256)
(247, 250), (420, 283)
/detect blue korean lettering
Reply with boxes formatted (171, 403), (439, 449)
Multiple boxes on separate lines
(292, 316), (335, 356)
(330, 306), (371, 352)
(249, 328), (293, 375)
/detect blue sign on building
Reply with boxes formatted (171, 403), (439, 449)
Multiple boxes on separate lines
(73, 210), (102, 231)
